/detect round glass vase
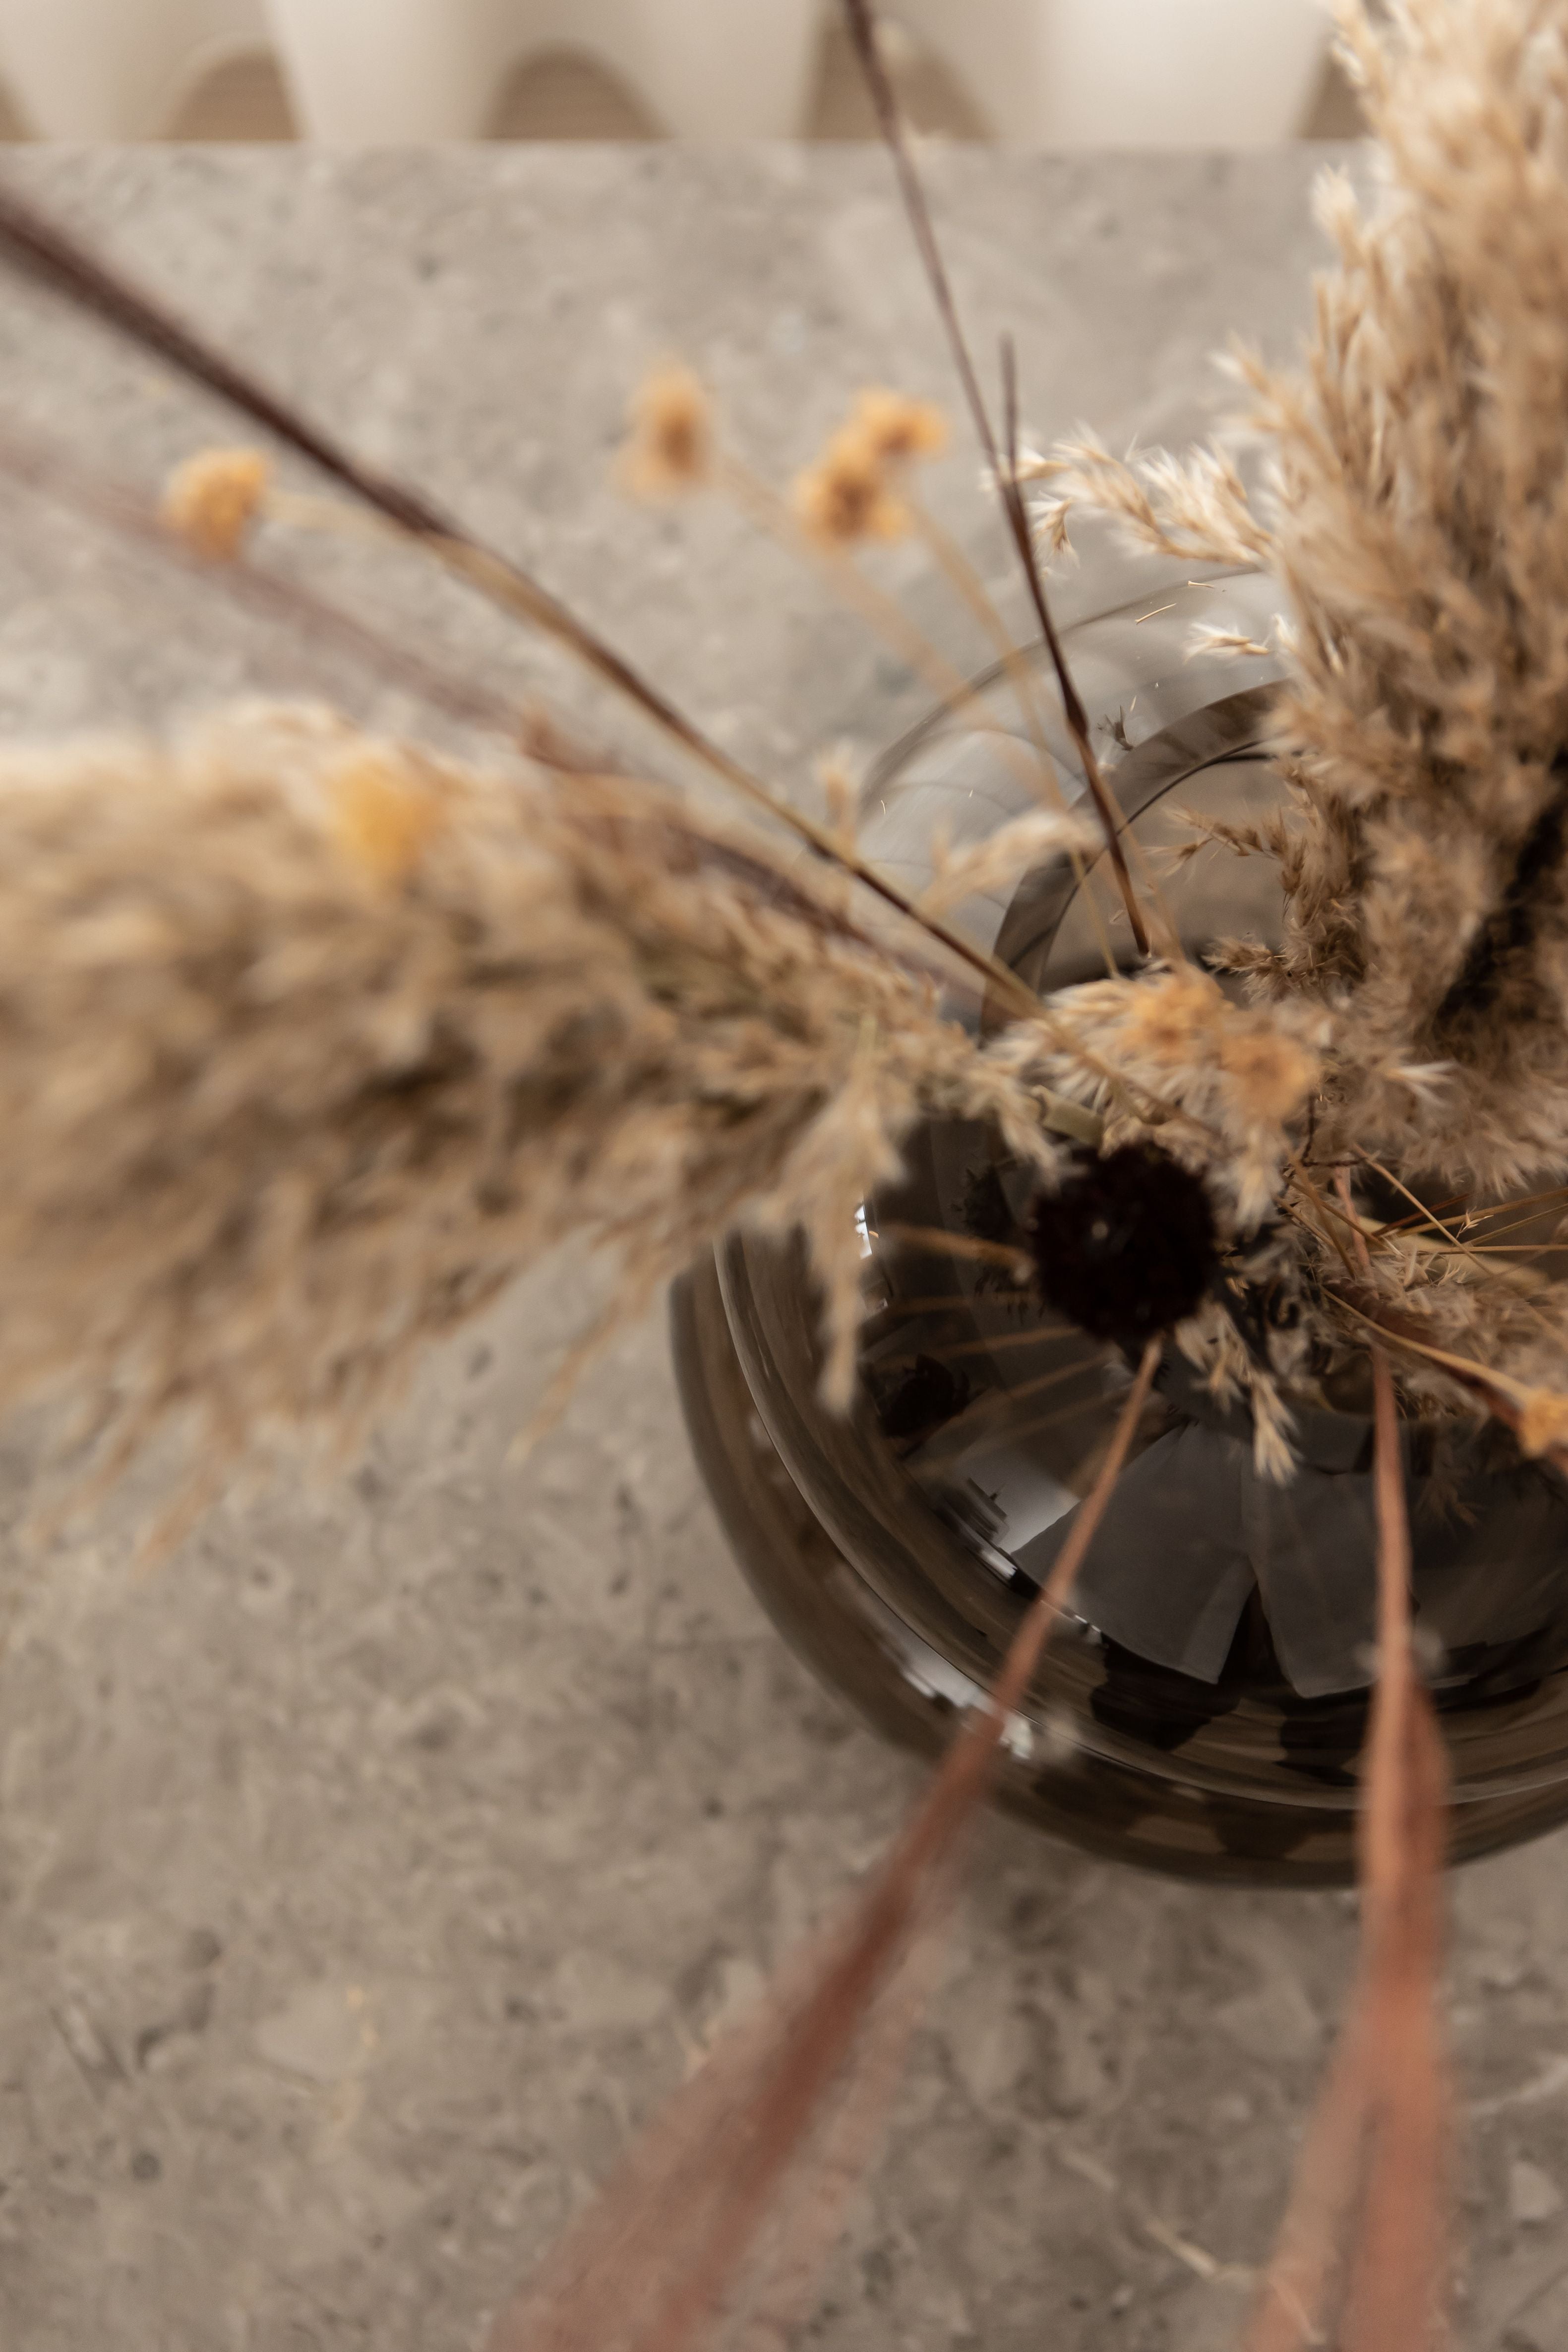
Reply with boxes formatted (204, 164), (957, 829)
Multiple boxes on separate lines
(672, 528), (1568, 1887)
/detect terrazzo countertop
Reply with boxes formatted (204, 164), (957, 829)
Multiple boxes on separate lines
(0, 148), (1564, 2352)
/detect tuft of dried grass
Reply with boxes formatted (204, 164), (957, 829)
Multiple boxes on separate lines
(1022, 0), (1568, 1457)
(1043, 0), (1568, 1207)
(0, 702), (1082, 1502)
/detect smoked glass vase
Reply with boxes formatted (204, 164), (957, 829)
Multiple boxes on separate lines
(672, 529), (1568, 1886)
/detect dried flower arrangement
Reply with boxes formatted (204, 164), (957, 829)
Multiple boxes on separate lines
(0, 0), (1561, 2344)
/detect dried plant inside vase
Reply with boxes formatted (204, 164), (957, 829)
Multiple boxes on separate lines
(0, 0), (1561, 2344)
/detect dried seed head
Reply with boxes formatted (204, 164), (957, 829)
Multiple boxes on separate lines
(1117, 966), (1225, 1065)
(160, 446), (269, 561)
(1029, 1143), (1218, 1346)
(792, 428), (909, 546)
(1217, 1025), (1319, 1127)
(327, 747), (445, 885)
(850, 387), (948, 467)
(618, 362), (713, 498)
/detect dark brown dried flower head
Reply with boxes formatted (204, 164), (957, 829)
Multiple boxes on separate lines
(1029, 1143), (1219, 1348)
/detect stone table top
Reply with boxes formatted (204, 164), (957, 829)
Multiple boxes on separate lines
(0, 148), (1563, 2352)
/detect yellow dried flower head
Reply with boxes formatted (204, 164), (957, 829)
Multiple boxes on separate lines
(1217, 1025), (1319, 1126)
(851, 387), (948, 467)
(792, 429), (908, 547)
(327, 749), (445, 885)
(618, 362), (713, 499)
(160, 446), (270, 561)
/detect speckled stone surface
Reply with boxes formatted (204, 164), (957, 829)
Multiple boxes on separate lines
(0, 148), (1564, 2352)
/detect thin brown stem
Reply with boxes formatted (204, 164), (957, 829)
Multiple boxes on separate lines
(1454, 1190), (1568, 1244)
(1245, 1190), (1450, 2352)
(1430, 1243), (1562, 1255)
(870, 1295), (994, 1320)
(1358, 1157), (1467, 1251)
(1324, 1282), (1568, 1480)
(877, 1221), (1036, 1274)
(0, 415), (525, 739)
(1378, 1185), (1473, 1235)
(1284, 1158), (1365, 1282)
(922, 1324), (1078, 1357)
(993, 1338), (1161, 1687)
(1357, 1153), (1559, 1331)
(722, 456), (1080, 826)
(487, 1343), (1158, 2352)
(1462, 1183), (1568, 1226)
(420, 528), (1052, 1021)
(904, 490), (1123, 978)
(1241, 2012), (1378, 2352)
(914, 1356), (1111, 1465)
(0, 172), (1077, 1054)
(839, 1), (1151, 960)
(997, 1386), (1122, 1450)
(1342, 1342), (1450, 2352)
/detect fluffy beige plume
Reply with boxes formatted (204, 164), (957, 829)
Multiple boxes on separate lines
(1039, 966), (1324, 1226)
(1037, 0), (1568, 1207)
(916, 806), (1099, 915)
(0, 704), (1066, 1491)
(1036, 432), (1272, 570)
(1258, 0), (1568, 1194)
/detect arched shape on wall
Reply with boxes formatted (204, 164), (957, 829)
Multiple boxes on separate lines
(165, 46), (297, 139)
(485, 2), (821, 141)
(0, 0), (268, 138)
(258, 0), (817, 142)
(809, 16), (989, 141)
(889, 0), (1328, 148)
(0, 0), (1334, 146)
(488, 46), (662, 141)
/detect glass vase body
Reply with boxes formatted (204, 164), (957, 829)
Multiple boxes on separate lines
(673, 530), (1568, 1885)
